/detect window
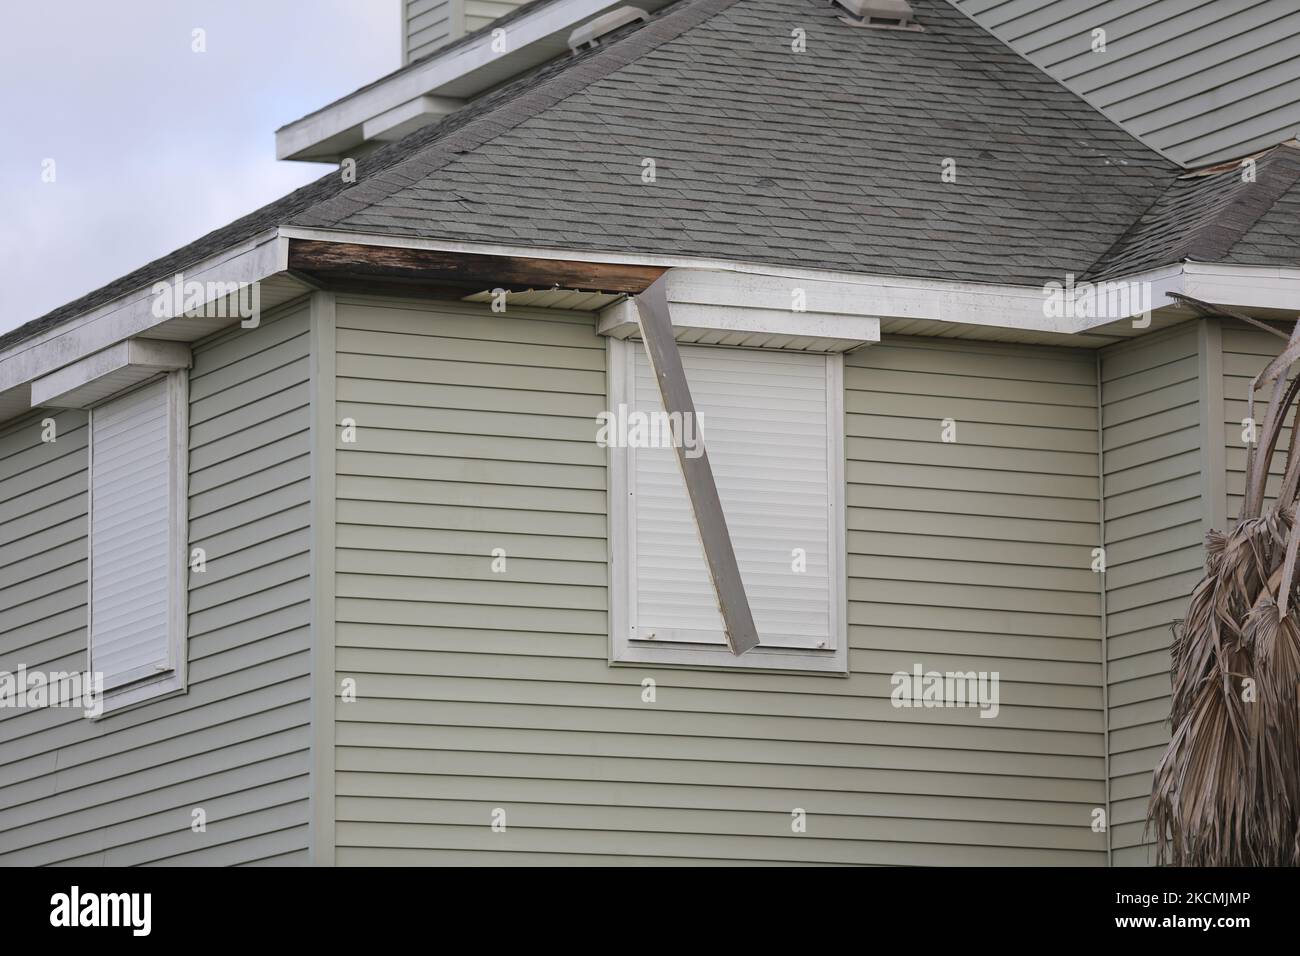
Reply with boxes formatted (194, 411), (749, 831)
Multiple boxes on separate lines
(608, 339), (846, 672)
(88, 372), (188, 711)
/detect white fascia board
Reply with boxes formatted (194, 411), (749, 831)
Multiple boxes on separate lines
(276, 0), (675, 162)
(1183, 261), (1300, 312)
(281, 227), (1300, 334)
(31, 339), (192, 409)
(277, 225), (1054, 318)
(274, 226), (1136, 334)
(0, 230), (285, 395)
(597, 270), (882, 347)
(10, 220), (1295, 425)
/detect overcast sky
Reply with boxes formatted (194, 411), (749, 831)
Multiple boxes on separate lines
(0, 0), (400, 336)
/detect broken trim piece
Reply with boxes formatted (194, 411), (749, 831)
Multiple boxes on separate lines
(1169, 291), (1291, 341)
(633, 274), (759, 656)
(598, 269), (882, 351)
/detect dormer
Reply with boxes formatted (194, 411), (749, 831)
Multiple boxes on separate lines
(277, 0), (673, 163)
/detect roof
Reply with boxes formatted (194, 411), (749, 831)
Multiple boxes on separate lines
(287, 0), (1177, 281)
(7, 0), (1298, 355)
(1088, 142), (1300, 279)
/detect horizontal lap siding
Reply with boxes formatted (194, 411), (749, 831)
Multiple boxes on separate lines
(1099, 323), (1202, 866)
(406, 0), (454, 63)
(334, 304), (1104, 865)
(405, 1), (529, 63)
(0, 302), (313, 866)
(848, 337), (1105, 865)
(1223, 321), (1290, 519)
(953, 0), (1300, 167)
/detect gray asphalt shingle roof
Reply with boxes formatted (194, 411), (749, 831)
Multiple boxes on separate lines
(291, 0), (1178, 282)
(6, 0), (1298, 355)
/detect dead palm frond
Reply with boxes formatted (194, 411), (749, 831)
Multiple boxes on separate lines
(1148, 319), (1300, 866)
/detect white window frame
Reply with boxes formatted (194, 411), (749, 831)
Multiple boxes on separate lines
(607, 337), (847, 674)
(86, 370), (190, 715)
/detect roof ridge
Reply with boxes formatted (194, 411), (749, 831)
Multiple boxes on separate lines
(291, 0), (741, 231)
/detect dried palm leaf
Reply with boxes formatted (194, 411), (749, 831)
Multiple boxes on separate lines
(1148, 317), (1300, 866)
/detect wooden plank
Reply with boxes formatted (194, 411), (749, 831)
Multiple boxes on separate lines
(288, 239), (667, 295)
(633, 276), (758, 656)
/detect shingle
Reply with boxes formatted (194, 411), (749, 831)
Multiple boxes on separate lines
(1088, 143), (1300, 279)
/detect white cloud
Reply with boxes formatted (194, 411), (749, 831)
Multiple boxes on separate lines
(0, 0), (400, 335)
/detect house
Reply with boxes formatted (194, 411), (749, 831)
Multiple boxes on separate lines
(1, 0), (1298, 866)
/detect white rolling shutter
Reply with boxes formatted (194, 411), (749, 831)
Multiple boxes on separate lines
(631, 345), (835, 649)
(90, 377), (174, 689)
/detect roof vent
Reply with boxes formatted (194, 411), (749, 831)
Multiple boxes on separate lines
(568, 6), (650, 53)
(832, 0), (923, 31)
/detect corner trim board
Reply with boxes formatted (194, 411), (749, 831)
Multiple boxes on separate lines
(1198, 317), (1228, 534)
(307, 290), (338, 866)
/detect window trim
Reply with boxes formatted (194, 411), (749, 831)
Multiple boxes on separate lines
(86, 370), (190, 716)
(607, 337), (848, 674)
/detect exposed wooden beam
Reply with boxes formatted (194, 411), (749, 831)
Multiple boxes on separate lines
(288, 239), (667, 294)
(633, 274), (760, 656)
(292, 273), (500, 302)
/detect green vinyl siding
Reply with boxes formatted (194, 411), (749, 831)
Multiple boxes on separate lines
(405, 0), (529, 63)
(951, 0), (1300, 167)
(330, 298), (1107, 866)
(0, 301), (314, 866)
(1098, 322), (1203, 867)
(849, 337), (1106, 864)
(1223, 320), (1291, 518)
(405, 0), (455, 63)
(3, 287), (1247, 865)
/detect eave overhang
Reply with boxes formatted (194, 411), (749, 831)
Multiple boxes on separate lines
(31, 338), (192, 409)
(5, 226), (1300, 429)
